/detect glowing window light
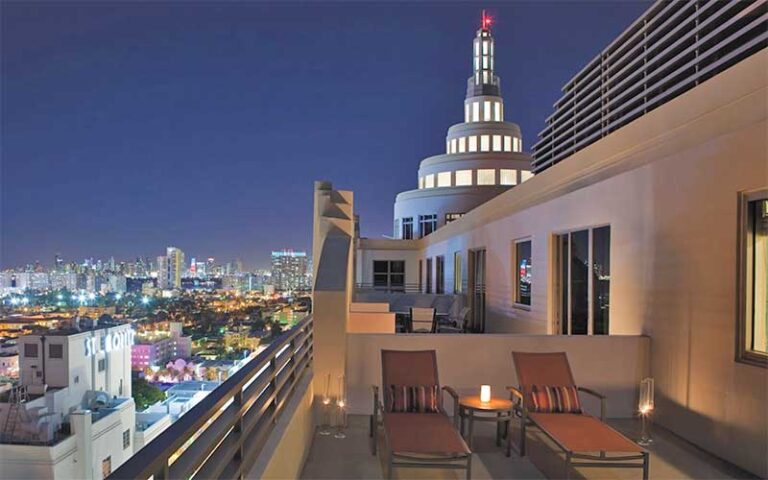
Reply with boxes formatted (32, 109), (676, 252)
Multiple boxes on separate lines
(504, 136), (512, 152)
(465, 104), (470, 123)
(424, 174), (435, 189)
(521, 170), (534, 182)
(480, 135), (490, 152)
(483, 101), (491, 121)
(477, 169), (495, 185)
(458, 137), (466, 153)
(455, 170), (472, 186)
(500, 169), (517, 186)
(494, 102), (502, 122)
(493, 135), (502, 152)
(450, 138), (457, 154)
(437, 172), (451, 188)
(472, 102), (480, 122)
(468, 136), (478, 153)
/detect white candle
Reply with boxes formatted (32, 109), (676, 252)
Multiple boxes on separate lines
(480, 385), (491, 403)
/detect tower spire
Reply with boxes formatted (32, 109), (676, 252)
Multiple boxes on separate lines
(481, 9), (492, 31)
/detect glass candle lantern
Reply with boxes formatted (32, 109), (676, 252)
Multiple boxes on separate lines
(480, 385), (491, 403)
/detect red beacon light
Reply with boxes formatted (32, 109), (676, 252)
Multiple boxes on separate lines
(481, 10), (493, 30)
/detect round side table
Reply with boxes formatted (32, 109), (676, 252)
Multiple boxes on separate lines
(459, 395), (514, 457)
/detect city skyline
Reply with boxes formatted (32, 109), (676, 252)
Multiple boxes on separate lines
(1, 2), (649, 268)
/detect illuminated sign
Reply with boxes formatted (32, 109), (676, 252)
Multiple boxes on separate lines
(84, 330), (135, 357)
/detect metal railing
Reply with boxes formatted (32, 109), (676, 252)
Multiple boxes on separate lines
(110, 316), (313, 480)
(354, 283), (422, 294)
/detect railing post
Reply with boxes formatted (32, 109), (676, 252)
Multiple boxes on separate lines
(234, 388), (244, 480)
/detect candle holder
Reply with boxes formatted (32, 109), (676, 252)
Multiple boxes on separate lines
(334, 397), (347, 439)
(318, 373), (332, 435)
(637, 377), (654, 446)
(480, 385), (491, 403)
(334, 375), (347, 439)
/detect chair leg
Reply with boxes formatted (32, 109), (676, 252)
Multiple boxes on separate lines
(643, 452), (650, 480)
(466, 454), (472, 480)
(519, 418), (527, 457)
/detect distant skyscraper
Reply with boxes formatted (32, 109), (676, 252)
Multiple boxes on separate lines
(271, 250), (308, 291)
(157, 247), (184, 289)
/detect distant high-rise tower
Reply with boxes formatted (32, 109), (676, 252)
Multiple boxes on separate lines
(393, 12), (534, 239)
(157, 247), (184, 289)
(271, 250), (308, 291)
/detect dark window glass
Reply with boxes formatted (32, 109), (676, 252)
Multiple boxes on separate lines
(373, 260), (406, 291)
(570, 230), (589, 335)
(24, 344), (38, 358)
(515, 241), (532, 306)
(560, 235), (569, 335)
(419, 215), (437, 238)
(98, 359), (106, 372)
(593, 226), (611, 335)
(435, 256), (445, 294)
(123, 429), (131, 449)
(402, 218), (414, 240)
(49, 344), (63, 359)
(425, 258), (433, 294)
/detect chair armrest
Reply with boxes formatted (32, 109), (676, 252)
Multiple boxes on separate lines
(442, 386), (461, 429)
(506, 386), (523, 400)
(577, 386), (606, 421)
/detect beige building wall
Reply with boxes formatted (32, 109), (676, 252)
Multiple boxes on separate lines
(410, 50), (768, 476)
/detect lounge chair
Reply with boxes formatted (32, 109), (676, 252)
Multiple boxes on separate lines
(509, 351), (649, 480)
(409, 307), (436, 333)
(371, 350), (472, 479)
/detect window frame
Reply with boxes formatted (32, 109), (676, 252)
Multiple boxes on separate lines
(553, 224), (611, 336)
(513, 238), (533, 310)
(453, 252), (463, 294)
(737, 189), (768, 367)
(435, 256), (445, 294)
(373, 260), (406, 292)
(401, 217), (414, 240)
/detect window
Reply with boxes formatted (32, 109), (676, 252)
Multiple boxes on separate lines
(425, 258), (433, 294)
(446, 140), (450, 154)
(556, 226), (611, 335)
(500, 169), (517, 186)
(468, 136), (478, 152)
(48, 344), (63, 359)
(521, 170), (534, 182)
(24, 344), (38, 358)
(453, 252), (463, 294)
(480, 135), (490, 152)
(472, 102), (479, 122)
(424, 174), (435, 189)
(738, 192), (768, 366)
(482, 40), (489, 55)
(98, 358), (106, 372)
(458, 137), (466, 153)
(514, 240), (532, 306)
(465, 104), (470, 123)
(419, 214), (437, 238)
(401, 217), (414, 240)
(483, 101), (491, 121)
(492, 135), (502, 152)
(373, 260), (405, 292)
(123, 429), (131, 449)
(418, 177), (424, 189)
(504, 136), (512, 152)
(445, 213), (464, 223)
(74, 375), (79, 384)
(477, 169), (495, 185)
(102, 457), (111, 479)
(435, 256), (445, 294)
(450, 138), (457, 154)
(513, 137), (520, 152)
(494, 102), (501, 122)
(455, 170), (472, 186)
(437, 172), (451, 188)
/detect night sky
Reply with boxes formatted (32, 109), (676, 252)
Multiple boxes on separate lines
(1, 1), (650, 269)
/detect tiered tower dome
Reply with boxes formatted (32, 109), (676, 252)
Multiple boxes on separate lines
(393, 13), (533, 239)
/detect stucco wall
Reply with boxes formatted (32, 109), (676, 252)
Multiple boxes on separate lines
(346, 333), (649, 419)
(412, 50), (768, 476)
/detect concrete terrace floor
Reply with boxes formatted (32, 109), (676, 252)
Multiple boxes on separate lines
(300, 415), (756, 480)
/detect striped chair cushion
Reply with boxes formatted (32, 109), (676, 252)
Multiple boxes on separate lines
(529, 385), (582, 413)
(387, 385), (440, 413)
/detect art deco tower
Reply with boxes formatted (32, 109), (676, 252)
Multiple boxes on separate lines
(393, 13), (533, 239)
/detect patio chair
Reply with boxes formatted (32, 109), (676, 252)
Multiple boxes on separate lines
(409, 307), (436, 333)
(508, 352), (649, 480)
(370, 350), (472, 479)
(437, 306), (470, 333)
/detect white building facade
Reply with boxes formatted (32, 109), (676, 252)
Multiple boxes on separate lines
(393, 18), (533, 240)
(0, 323), (137, 479)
